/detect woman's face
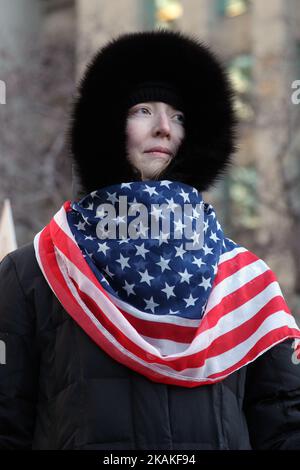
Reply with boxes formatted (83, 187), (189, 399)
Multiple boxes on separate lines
(126, 101), (185, 180)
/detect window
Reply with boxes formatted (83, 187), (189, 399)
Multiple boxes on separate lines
(216, 0), (250, 18)
(228, 54), (254, 122)
(154, 0), (183, 28)
(229, 166), (259, 230)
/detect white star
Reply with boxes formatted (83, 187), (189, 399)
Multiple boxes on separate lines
(97, 242), (110, 255)
(161, 282), (176, 299)
(123, 280), (135, 296)
(90, 191), (100, 199)
(86, 202), (94, 210)
(74, 221), (86, 231)
(199, 276), (212, 291)
(143, 185), (158, 196)
(183, 293), (198, 307)
(223, 240), (226, 248)
(144, 296), (159, 313)
(160, 180), (172, 188)
(191, 231), (201, 246)
(118, 236), (130, 244)
(192, 187), (198, 194)
(192, 207), (202, 218)
(174, 219), (186, 233)
(169, 309), (179, 315)
(139, 269), (154, 286)
(85, 251), (93, 258)
(106, 192), (119, 204)
(209, 211), (216, 219)
(121, 182), (132, 189)
(116, 253), (131, 269)
(150, 206), (164, 221)
(104, 265), (114, 278)
(129, 198), (143, 212)
(216, 220), (221, 231)
(210, 231), (220, 243)
(166, 198), (178, 212)
(178, 268), (193, 284)
(156, 256), (171, 273)
(135, 243), (149, 259)
(178, 189), (190, 202)
(203, 244), (213, 256)
(175, 244), (186, 259)
(203, 220), (209, 233)
(192, 256), (205, 268)
(82, 215), (92, 226)
(84, 235), (95, 241)
(154, 231), (170, 246)
(113, 215), (126, 224)
(212, 263), (218, 275)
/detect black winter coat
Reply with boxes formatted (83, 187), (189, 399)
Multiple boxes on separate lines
(1, 243), (300, 450)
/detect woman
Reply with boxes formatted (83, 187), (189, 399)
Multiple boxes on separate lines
(0, 30), (300, 450)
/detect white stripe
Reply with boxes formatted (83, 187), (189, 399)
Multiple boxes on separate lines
(205, 258), (270, 315)
(105, 291), (201, 328)
(142, 335), (190, 356)
(53, 205), (78, 243)
(219, 245), (247, 264)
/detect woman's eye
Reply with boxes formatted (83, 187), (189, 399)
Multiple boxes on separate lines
(135, 107), (151, 115)
(174, 113), (185, 124)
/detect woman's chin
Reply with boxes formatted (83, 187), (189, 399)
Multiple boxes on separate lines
(141, 164), (169, 180)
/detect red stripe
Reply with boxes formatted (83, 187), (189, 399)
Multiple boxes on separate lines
(214, 250), (259, 286)
(121, 309), (197, 343)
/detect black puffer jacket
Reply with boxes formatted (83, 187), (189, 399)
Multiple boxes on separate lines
(0, 243), (300, 450)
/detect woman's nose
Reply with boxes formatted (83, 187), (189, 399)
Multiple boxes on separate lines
(153, 113), (171, 138)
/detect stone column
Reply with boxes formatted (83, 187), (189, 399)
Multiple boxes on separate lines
(178, 0), (211, 39)
(76, 0), (142, 78)
(252, 0), (297, 296)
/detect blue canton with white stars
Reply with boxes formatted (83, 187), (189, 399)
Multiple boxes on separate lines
(67, 180), (237, 319)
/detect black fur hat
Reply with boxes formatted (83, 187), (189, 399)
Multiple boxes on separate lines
(68, 29), (238, 195)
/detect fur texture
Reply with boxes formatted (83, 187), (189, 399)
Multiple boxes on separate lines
(68, 30), (238, 195)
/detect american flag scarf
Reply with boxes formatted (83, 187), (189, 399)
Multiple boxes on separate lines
(34, 180), (300, 387)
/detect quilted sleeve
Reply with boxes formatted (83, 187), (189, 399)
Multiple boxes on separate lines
(243, 338), (300, 449)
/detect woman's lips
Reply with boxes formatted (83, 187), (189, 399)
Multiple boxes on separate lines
(144, 147), (172, 158)
(145, 150), (170, 158)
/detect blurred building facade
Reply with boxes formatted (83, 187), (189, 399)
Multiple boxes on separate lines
(1, 0), (300, 316)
